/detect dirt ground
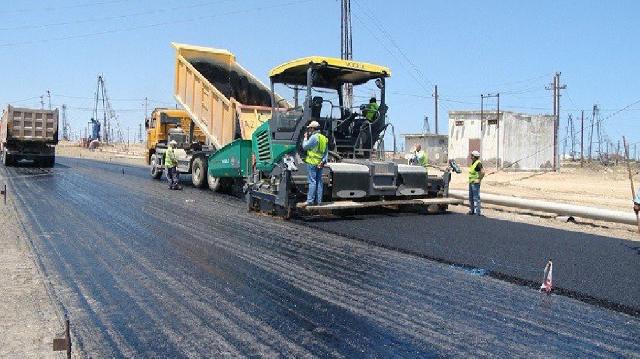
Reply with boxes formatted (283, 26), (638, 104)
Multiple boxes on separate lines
(57, 142), (640, 240)
(57, 140), (146, 167)
(0, 188), (66, 358)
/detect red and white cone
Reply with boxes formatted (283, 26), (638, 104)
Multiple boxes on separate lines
(540, 259), (553, 293)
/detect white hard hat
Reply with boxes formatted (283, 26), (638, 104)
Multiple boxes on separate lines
(307, 120), (320, 128)
(169, 140), (177, 146)
(471, 150), (480, 157)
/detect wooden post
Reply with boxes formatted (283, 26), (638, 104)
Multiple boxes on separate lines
(623, 136), (640, 233)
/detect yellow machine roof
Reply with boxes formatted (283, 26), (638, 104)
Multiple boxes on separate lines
(269, 56), (391, 88)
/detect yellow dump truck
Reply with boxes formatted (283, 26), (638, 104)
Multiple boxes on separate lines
(145, 108), (210, 186)
(147, 43), (285, 188)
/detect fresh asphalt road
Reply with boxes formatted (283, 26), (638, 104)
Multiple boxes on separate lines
(2, 157), (639, 358)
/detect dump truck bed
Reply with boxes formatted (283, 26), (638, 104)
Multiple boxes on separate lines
(1, 105), (59, 144)
(172, 43), (283, 150)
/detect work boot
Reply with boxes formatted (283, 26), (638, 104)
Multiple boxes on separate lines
(466, 211), (475, 215)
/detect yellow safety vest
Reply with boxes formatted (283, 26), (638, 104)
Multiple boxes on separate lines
(365, 103), (379, 122)
(164, 146), (177, 168)
(305, 133), (328, 166)
(416, 150), (428, 168)
(468, 159), (481, 184)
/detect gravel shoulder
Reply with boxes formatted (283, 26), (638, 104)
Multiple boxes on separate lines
(0, 185), (65, 358)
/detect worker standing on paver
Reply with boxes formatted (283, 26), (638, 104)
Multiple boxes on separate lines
(301, 121), (328, 208)
(164, 140), (182, 190)
(413, 144), (429, 174)
(363, 97), (379, 122)
(468, 150), (484, 215)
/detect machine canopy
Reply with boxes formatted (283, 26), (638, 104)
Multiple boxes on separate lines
(269, 56), (391, 88)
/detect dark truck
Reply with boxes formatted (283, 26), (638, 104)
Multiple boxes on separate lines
(1, 105), (59, 167)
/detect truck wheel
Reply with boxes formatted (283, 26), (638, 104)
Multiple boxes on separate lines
(207, 172), (222, 192)
(42, 155), (55, 168)
(191, 157), (208, 188)
(150, 154), (163, 179)
(2, 151), (13, 166)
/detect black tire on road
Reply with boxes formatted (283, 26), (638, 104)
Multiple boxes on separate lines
(207, 172), (222, 192)
(42, 155), (55, 168)
(150, 154), (163, 179)
(191, 156), (208, 188)
(2, 151), (13, 166)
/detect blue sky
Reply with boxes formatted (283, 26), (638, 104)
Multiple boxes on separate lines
(0, 0), (638, 153)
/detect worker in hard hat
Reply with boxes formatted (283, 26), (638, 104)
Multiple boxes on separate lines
(413, 144), (429, 174)
(634, 189), (640, 214)
(301, 121), (328, 208)
(468, 150), (484, 215)
(363, 97), (379, 123)
(164, 139), (181, 190)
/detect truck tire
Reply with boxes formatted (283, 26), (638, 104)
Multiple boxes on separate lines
(207, 172), (222, 192)
(150, 154), (163, 179)
(42, 155), (55, 168)
(191, 156), (208, 188)
(2, 151), (13, 166)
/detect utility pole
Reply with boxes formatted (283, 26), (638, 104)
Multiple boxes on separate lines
(496, 93), (500, 170)
(340, 0), (353, 109)
(554, 72), (566, 171)
(40, 95), (44, 109)
(144, 97), (148, 122)
(138, 123), (143, 143)
(616, 140), (620, 166)
(569, 114), (575, 160)
(47, 90), (52, 110)
(293, 86), (299, 108)
(546, 73), (565, 171)
(589, 104), (597, 160)
(434, 85), (439, 135)
(580, 110), (584, 167)
(61, 104), (69, 141)
(563, 114), (571, 160)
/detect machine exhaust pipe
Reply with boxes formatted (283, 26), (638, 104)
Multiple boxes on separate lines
(449, 189), (637, 226)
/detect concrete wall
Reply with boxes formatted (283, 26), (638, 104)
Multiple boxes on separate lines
(403, 134), (448, 164)
(448, 111), (555, 170)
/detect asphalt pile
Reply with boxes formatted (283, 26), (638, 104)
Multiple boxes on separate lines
(191, 61), (272, 107)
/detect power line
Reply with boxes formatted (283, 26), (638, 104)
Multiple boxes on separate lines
(0, 0), (129, 15)
(0, 0), (313, 48)
(0, 0), (235, 32)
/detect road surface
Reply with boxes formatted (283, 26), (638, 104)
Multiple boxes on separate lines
(2, 157), (639, 358)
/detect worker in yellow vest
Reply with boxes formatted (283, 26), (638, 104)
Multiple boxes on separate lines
(164, 140), (181, 190)
(468, 150), (485, 215)
(301, 121), (328, 208)
(363, 97), (379, 122)
(413, 144), (429, 174)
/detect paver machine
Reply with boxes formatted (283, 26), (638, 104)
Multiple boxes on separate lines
(207, 56), (460, 217)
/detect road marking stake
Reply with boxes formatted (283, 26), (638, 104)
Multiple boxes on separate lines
(540, 259), (553, 294)
(1, 184), (6, 204)
(52, 319), (72, 358)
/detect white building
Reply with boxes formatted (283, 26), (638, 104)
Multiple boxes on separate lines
(401, 133), (448, 164)
(448, 110), (556, 170)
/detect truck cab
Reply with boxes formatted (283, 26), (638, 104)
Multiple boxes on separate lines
(146, 108), (212, 187)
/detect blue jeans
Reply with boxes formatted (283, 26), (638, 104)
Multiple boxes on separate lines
(306, 164), (323, 205)
(469, 183), (481, 215)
